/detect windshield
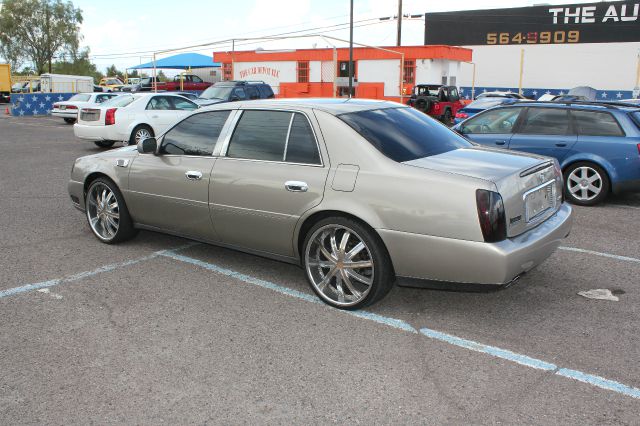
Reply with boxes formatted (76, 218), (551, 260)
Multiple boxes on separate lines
(415, 86), (439, 96)
(199, 86), (234, 100)
(101, 95), (134, 108)
(105, 79), (122, 85)
(69, 94), (91, 102)
(338, 107), (472, 162)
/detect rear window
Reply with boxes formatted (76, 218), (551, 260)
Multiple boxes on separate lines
(69, 94), (91, 102)
(466, 98), (510, 110)
(338, 107), (471, 162)
(102, 95), (134, 108)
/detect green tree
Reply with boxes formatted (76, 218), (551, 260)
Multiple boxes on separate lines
(0, 0), (83, 74)
(157, 70), (168, 82)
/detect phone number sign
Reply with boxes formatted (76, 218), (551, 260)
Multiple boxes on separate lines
(424, 1), (640, 45)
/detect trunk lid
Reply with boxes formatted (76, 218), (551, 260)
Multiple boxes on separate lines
(403, 147), (563, 237)
(78, 107), (104, 124)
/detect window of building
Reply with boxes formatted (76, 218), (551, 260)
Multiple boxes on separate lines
(297, 61), (310, 83)
(223, 62), (232, 81)
(403, 60), (415, 85)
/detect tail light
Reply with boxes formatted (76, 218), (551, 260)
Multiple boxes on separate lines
(455, 112), (468, 119)
(53, 103), (59, 109)
(637, 143), (640, 156)
(105, 108), (117, 125)
(476, 189), (507, 243)
(66, 105), (77, 110)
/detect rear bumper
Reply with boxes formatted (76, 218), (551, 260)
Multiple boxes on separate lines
(51, 109), (77, 118)
(73, 123), (117, 141)
(379, 203), (573, 286)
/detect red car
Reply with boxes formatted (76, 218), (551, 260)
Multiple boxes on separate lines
(407, 84), (464, 124)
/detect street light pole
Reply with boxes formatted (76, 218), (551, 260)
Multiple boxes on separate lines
(348, 0), (354, 98)
(397, 0), (402, 46)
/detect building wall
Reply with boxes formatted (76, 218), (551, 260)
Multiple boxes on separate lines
(357, 59), (400, 97)
(232, 61), (298, 94)
(458, 42), (640, 93)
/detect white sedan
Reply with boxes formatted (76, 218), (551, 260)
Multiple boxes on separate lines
(51, 93), (120, 124)
(73, 93), (198, 148)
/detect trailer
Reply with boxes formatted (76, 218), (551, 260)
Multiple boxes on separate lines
(39, 74), (94, 93)
(0, 64), (11, 103)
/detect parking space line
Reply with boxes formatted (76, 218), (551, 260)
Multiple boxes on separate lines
(161, 249), (640, 400)
(559, 246), (640, 264)
(0, 243), (198, 300)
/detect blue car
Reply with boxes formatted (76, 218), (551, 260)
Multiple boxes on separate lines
(452, 101), (640, 205)
(453, 97), (520, 124)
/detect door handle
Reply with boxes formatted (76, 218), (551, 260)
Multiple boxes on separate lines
(185, 170), (203, 180)
(494, 140), (507, 146)
(555, 143), (567, 147)
(285, 181), (308, 192)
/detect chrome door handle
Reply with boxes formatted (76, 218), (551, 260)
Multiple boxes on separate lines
(285, 181), (308, 192)
(185, 170), (203, 180)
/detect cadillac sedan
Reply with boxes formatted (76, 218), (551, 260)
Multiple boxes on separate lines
(68, 99), (573, 310)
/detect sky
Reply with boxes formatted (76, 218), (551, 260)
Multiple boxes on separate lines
(68, 0), (602, 72)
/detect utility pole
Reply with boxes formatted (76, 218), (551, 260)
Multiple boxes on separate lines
(348, 0), (354, 98)
(397, 0), (402, 46)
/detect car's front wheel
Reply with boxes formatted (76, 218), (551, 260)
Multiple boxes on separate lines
(303, 217), (395, 310)
(563, 162), (610, 206)
(85, 178), (137, 244)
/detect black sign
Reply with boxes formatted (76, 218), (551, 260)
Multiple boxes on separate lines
(425, 1), (640, 45)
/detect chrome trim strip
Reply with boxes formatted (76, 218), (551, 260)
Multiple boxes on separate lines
(520, 161), (553, 178)
(282, 112), (295, 162)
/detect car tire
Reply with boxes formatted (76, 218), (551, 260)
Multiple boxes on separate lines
(563, 162), (610, 206)
(128, 125), (154, 146)
(94, 140), (115, 148)
(302, 217), (395, 310)
(85, 177), (137, 244)
(441, 108), (452, 125)
(64, 118), (76, 124)
(416, 98), (432, 113)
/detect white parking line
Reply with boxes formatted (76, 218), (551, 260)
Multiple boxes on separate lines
(559, 246), (640, 264)
(161, 249), (640, 400)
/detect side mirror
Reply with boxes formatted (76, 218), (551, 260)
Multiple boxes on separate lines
(137, 137), (157, 154)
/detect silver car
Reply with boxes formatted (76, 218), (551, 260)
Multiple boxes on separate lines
(68, 99), (573, 309)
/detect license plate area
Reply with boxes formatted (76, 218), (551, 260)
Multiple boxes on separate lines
(59, 105), (66, 110)
(524, 180), (556, 223)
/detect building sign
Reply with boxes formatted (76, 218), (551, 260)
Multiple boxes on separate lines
(425, 1), (640, 45)
(238, 66), (280, 79)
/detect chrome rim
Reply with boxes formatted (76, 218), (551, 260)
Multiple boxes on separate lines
(86, 183), (120, 241)
(134, 128), (151, 144)
(305, 225), (374, 307)
(567, 166), (602, 201)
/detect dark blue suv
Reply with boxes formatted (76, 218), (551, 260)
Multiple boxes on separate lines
(452, 101), (640, 206)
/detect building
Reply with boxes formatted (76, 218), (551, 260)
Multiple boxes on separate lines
(213, 45), (471, 102)
(425, 1), (640, 100)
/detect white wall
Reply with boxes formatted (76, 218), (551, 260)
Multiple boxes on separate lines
(190, 67), (221, 84)
(309, 61), (322, 83)
(233, 61), (297, 94)
(357, 59), (401, 97)
(415, 59), (459, 86)
(459, 42), (640, 91)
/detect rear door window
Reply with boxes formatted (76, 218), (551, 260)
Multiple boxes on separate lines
(285, 114), (321, 164)
(227, 110), (291, 161)
(146, 96), (172, 110)
(245, 86), (259, 100)
(571, 110), (625, 136)
(161, 111), (231, 156)
(519, 107), (571, 135)
(170, 97), (198, 111)
(258, 85), (274, 98)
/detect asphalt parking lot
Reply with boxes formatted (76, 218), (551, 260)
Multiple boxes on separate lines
(1, 114), (639, 424)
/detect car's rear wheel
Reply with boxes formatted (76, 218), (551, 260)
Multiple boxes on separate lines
(85, 178), (137, 244)
(128, 125), (153, 146)
(303, 217), (395, 310)
(563, 162), (610, 206)
(94, 140), (115, 148)
(64, 118), (76, 124)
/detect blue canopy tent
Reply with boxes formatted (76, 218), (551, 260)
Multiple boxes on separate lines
(129, 52), (220, 70)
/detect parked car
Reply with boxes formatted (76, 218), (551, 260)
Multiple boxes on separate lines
(51, 92), (120, 123)
(73, 93), (198, 148)
(476, 91), (526, 100)
(195, 80), (275, 106)
(68, 99), (573, 310)
(452, 101), (640, 205)
(621, 99), (640, 106)
(93, 84), (106, 92)
(454, 97), (520, 124)
(123, 74), (212, 92)
(99, 77), (125, 92)
(406, 84), (463, 124)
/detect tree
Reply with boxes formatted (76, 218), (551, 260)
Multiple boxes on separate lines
(0, 0), (83, 74)
(157, 70), (168, 82)
(53, 48), (103, 82)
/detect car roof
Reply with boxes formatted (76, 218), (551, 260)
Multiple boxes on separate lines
(204, 98), (407, 115)
(492, 100), (640, 112)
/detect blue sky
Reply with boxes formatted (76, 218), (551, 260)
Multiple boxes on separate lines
(71, 0), (600, 72)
